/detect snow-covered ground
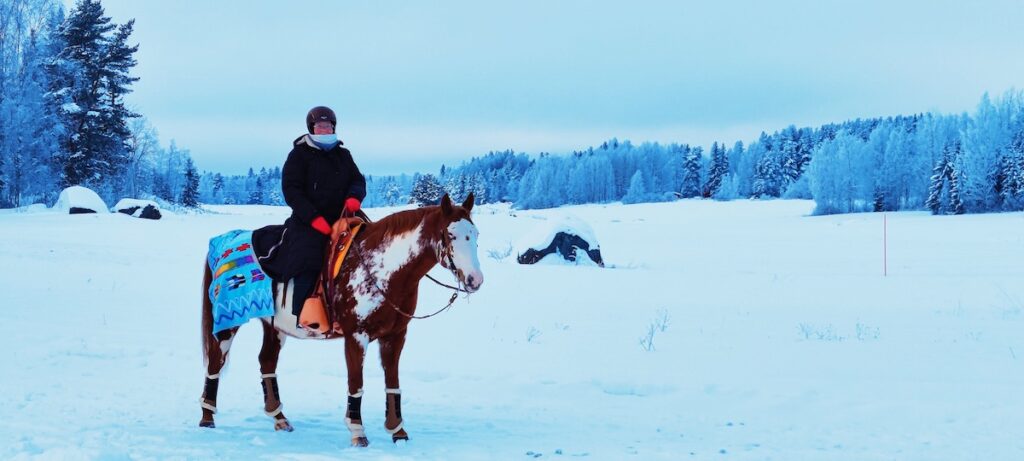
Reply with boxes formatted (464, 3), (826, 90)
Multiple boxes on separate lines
(1, 200), (1022, 460)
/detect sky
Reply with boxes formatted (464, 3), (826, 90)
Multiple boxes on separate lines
(64, 0), (1024, 176)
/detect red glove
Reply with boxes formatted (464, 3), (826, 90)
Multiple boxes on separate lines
(311, 216), (331, 235)
(344, 197), (361, 214)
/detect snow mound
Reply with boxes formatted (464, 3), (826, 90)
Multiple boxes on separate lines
(515, 214), (604, 266)
(113, 198), (162, 220)
(54, 186), (109, 214)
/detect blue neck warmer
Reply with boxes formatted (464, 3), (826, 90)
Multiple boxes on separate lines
(310, 133), (339, 151)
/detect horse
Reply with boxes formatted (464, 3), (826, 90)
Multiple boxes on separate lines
(198, 193), (483, 446)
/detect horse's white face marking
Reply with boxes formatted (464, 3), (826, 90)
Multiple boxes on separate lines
(445, 219), (483, 292)
(349, 224), (425, 321)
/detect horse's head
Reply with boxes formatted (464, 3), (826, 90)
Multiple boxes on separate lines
(437, 193), (484, 293)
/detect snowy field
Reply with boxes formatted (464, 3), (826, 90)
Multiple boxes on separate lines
(1, 200), (1022, 460)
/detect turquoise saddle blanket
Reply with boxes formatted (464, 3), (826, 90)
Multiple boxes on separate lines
(207, 230), (274, 334)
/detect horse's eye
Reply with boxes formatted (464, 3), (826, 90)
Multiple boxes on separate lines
(465, 236), (469, 241)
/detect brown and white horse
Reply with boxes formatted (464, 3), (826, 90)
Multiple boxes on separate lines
(199, 194), (483, 446)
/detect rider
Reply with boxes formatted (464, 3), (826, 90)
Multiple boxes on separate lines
(280, 106), (366, 319)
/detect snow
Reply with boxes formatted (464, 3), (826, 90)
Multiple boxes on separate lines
(1, 200), (1022, 460)
(53, 185), (109, 213)
(61, 102), (82, 114)
(112, 198), (159, 212)
(515, 212), (600, 251)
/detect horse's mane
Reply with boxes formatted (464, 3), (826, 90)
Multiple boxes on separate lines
(357, 204), (471, 249)
(365, 206), (437, 240)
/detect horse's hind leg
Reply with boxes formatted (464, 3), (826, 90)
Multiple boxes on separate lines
(379, 334), (410, 443)
(200, 327), (238, 428)
(200, 258), (239, 428)
(259, 320), (293, 432)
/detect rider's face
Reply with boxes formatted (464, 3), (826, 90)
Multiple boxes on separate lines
(313, 121), (334, 135)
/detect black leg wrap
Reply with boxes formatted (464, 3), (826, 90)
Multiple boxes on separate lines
(261, 377), (281, 402)
(203, 377), (219, 401)
(386, 394), (402, 419)
(346, 395), (362, 421)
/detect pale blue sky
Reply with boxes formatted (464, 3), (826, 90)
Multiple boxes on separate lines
(73, 0), (1024, 175)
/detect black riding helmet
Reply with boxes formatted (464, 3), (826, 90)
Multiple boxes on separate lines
(306, 106), (336, 134)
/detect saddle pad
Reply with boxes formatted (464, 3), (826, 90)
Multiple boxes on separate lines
(207, 229), (274, 334)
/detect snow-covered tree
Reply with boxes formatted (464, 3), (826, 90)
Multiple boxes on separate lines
(680, 146), (703, 198)
(410, 173), (444, 206)
(622, 170), (646, 204)
(703, 141), (729, 198)
(49, 0), (139, 194)
(180, 157), (199, 207)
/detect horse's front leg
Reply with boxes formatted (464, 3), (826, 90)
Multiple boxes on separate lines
(344, 334), (369, 447)
(259, 320), (293, 432)
(379, 333), (409, 443)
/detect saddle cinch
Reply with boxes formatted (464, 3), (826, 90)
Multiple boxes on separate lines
(299, 216), (365, 336)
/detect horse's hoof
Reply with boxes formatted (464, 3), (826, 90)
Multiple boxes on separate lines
(351, 436), (369, 447)
(199, 420), (215, 428)
(392, 433), (409, 444)
(274, 419), (294, 432)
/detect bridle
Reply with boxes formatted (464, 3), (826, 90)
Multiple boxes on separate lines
(428, 227), (475, 294)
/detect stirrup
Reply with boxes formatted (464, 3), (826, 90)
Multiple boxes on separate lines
(298, 296), (328, 333)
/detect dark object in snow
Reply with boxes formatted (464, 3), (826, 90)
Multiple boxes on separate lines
(117, 205), (162, 220)
(69, 207), (96, 214)
(113, 199), (162, 220)
(517, 231), (604, 267)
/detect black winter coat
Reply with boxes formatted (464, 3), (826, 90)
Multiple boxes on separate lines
(282, 134), (366, 225)
(276, 134), (367, 279)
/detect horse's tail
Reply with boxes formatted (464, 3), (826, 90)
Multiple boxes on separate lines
(201, 255), (213, 358)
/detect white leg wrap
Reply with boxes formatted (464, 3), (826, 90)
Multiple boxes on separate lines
(345, 417), (366, 438)
(385, 388), (401, 395)
(206, 373), (220, 379)
(385, 420), (405, 435)
(199, 398), (217, 413)
(349, 389), (364, 398)
(261, 373), (277, 379)
(265, 405), (283, 418)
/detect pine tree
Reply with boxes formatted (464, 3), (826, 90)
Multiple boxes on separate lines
(927, 141), (965, 215)
(703, 142), (729, 198)
(753, 149), (784, 198)
(249, 176), (264, 204)
(49, 0), (138, 191)
(384, 179), (401, 206)
(947, 141), (965, 215)
(180, 157), (199, 207)
(211, 173), (224, 199)
(1000, 132), (1024, 210)
(469, 172), (487, 204)
(681, 146), (703, 198)
(410, 173), (444, 206)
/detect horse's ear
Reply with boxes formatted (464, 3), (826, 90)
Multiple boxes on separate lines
(462, 192), (475, 212)
(440, 193), (453, 216)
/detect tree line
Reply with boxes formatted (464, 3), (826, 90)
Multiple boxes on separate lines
(393, 91), (1024, 215)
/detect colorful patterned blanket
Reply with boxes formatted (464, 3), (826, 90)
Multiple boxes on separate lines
(207, 230), (274, 334)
